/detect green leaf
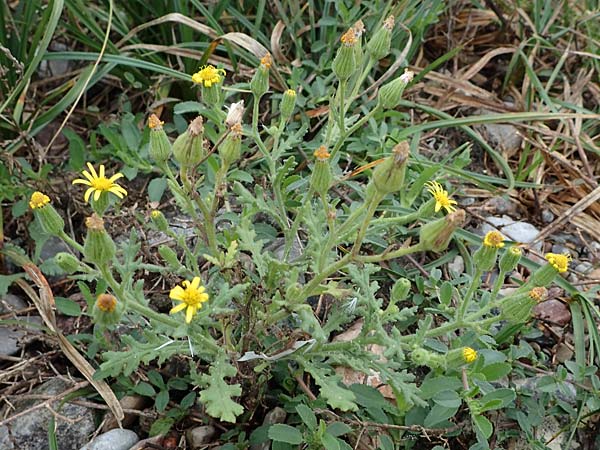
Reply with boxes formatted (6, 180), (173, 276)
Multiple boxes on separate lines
(155, 390), (169, 412)
(63, 128), (86, 170)
(423, 404), (459, 428)
(54, 297), (82, 317)
(148, 178), (167, 203)
(268, 424), (303, 444)
(296, 404), (317, 429)
(304, 364), (357, 412)
(480, 362), (512, 381)
(420, 376), (463, 399)
(133, 381), (155, 397)
(438, 281), (453, 305)
(326, 422), (352, 437)
(180, 392), (196, 409)
(472, 414), (493, 439)
(378, 434), (394, 450)
(149, 417), (175, 436)
(479, 389), (516, 411)
(321, 433), (340, 450)
(432, 390), (462, 408)
(196, 354), (244, 423)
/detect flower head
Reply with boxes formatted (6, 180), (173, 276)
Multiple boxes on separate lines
(192, 65), (226, 88)
(483, 231), (505, 248)
(72, 163), (127, 203)
(314, 146), (330, 161)
(285, 89), (296, 98)
(545, 252), (571, 273)
(29, 191), (51, 209)
(260, 53), (272, 68)
(383, 15), (395, 31)
(352, 20), (365, 37)
(169, 277), (209, 324)
(426, 181), (457, 213)
(148, 114), (164, 130)
(96, 294), (117, 313)
(399, 68), (414, 84)
(340, 28), (357, 46)
(462, 347), (477, 363)
(528, 287), (548, 302)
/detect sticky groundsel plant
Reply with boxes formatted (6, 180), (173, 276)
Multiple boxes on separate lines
(8, 17), (580, 448)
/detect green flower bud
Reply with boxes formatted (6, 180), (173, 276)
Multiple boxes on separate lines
(473, 231), (505, 271)
(150, 210), (169, 232)
(371, 141), (410, 195)
(310, 146), (332, 196)
(332, 29), (358, 81)
(500, 290), (538, 324)
(55, 252), (81, 274)
(30, 192), (65, 236)
(280, 89), (297, 121)
(377, 70), (414, 109)
(419, 209), (466, 253)
(93, 293), (122, 328)
(251, 53), (271, 98)
(391, 278), (411, 302)
(172, 116), (205, 167)
(219, 123), (243, 167)
(366, 15), (394, 60)
(158, 244), (182, 270)
(446, 347), (478, 369)
(411, 348), (444, 369)
(148, 114), (171, 163)
(83, 214), (116, 265)
(499, 246), (522, 272)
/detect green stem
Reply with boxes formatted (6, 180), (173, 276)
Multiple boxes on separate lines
(350, 192), (383, 257)
(58, 231), (84, 254)
(296, 253), (353, 305)
(356, 242), (424, 264)
(490, 269), (507, 302)
(283, 185), (315, 260)
(457, 268), (483, 321)
(330, 105), (379, 159)
(337, 79), (347, 134)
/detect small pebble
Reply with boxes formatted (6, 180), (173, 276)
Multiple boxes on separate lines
(187, 425), (216, 449)
(541, 210), (554, 223)
(79, 429), (139, 450)
(448, 255), (464, 276)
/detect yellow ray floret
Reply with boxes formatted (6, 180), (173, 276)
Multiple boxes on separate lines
(426, 181), (457, 214)
(192, 65), (226, 88)
(169, 277), (210, 324)
(72, 163), (127, 203)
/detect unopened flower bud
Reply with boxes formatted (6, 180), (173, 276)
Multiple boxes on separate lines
(391, 278), (411, 303)
(473, 231), (504, 271)
(172, 116), (205, 167)
(378, 72), (411, 109)
(251, 53), (271, 98)
(411, 348), (444, 369)
(499, 246), (522, 272)
(219, 123), (243, 166)
(332, 28), (358, 81)
(55, 252), (81, 274)
(148, 114), (171, 163)
(532, 252), (571, 286)
(280, 89), (297, 121)
(371, 142), (410, 195)
(30, 192), (65, 236)
(83, 214), (116, 265)
(366, 15), (394, 60)
(501, 292), (536, 324)
(158, 244), (183, 270)
(419, 209), (466, 253)
(150, 210), (168, 232)
(310, 146), (332, 196)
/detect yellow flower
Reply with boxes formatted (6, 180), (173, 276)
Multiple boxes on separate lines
(260, 53), (272, 68)
(545, 252), (571, 273)
(426, 181), (457, 213)
(483, 231), (505, 248)
(313, 146), (330, 161)
(462, 347), (477, 363)
(148, 114), (164, 129)
(169, 277), (209, 324)
(72, 163), (127, 203)
(528, 287), (548, 303)
(340, 28), (357, 46)
(192, 65), (226, 88)
(29, 191), (51, 209)
(151, 210), (161, 219)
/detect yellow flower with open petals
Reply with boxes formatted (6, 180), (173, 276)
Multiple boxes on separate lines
(169, 277), (209, 324)
(72, 163), (127, 203)
(426, 181), (457, 213)
(192, 65), (226, 88)
(545, 253), (571, 273)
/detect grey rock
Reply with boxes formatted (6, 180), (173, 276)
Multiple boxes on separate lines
(551, 244), (573, 256)
(448, 255), (464, 276)
(40, 236), (73, 261)
(482, 216), (541, 251)
(541, 210), (555, 223)
(250, 407), (287, 450)
(38, 42), (71, 77)
(80, 429), (139, 450)
(0, 378), (96, 450)
(486, 196), (517, 215)
(478, 108), (523, 154)
(574, 262), (593, 275)
(458, 197), (475, 207)
(0, 294), (41, 356)
(187, 425), (217, 448)
(267, 237), (303, 263)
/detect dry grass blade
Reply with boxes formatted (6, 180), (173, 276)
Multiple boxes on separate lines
(270, 20), (289, 64)
(534, 185), (600, 244)
(15, 264), (124, 423)
(220, 32), (269, 58)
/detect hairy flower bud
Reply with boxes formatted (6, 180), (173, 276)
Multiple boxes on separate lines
(280, 89), (297, 121)
(219, 123), (243, 167)
(371, 141), (410, 195)
(93, 293), (122, 327)
(532, 253), (571, 286)
(83, 214), (116, 265)
(172, 116), (205, 167)
(499, 246), (522, 272)
(310, 146), (332, 196)
(473, 231), (505, 271)
(150, 210), (168, 232)
(332, 28), (358, 81)
(419, 209), (466, 253)
(411, 348), (444, 369)
(251, 53), (271, 98)
(378, 71), (412, 109)
(391, 277), (411, 303)
(446, 347), (478, 369)
(501, 292), (536, 324)
(55, 252), (82, 274)
(148, 114), (171, 163)
(30, 192), (65, 236)
(366, 15), (394, 60)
